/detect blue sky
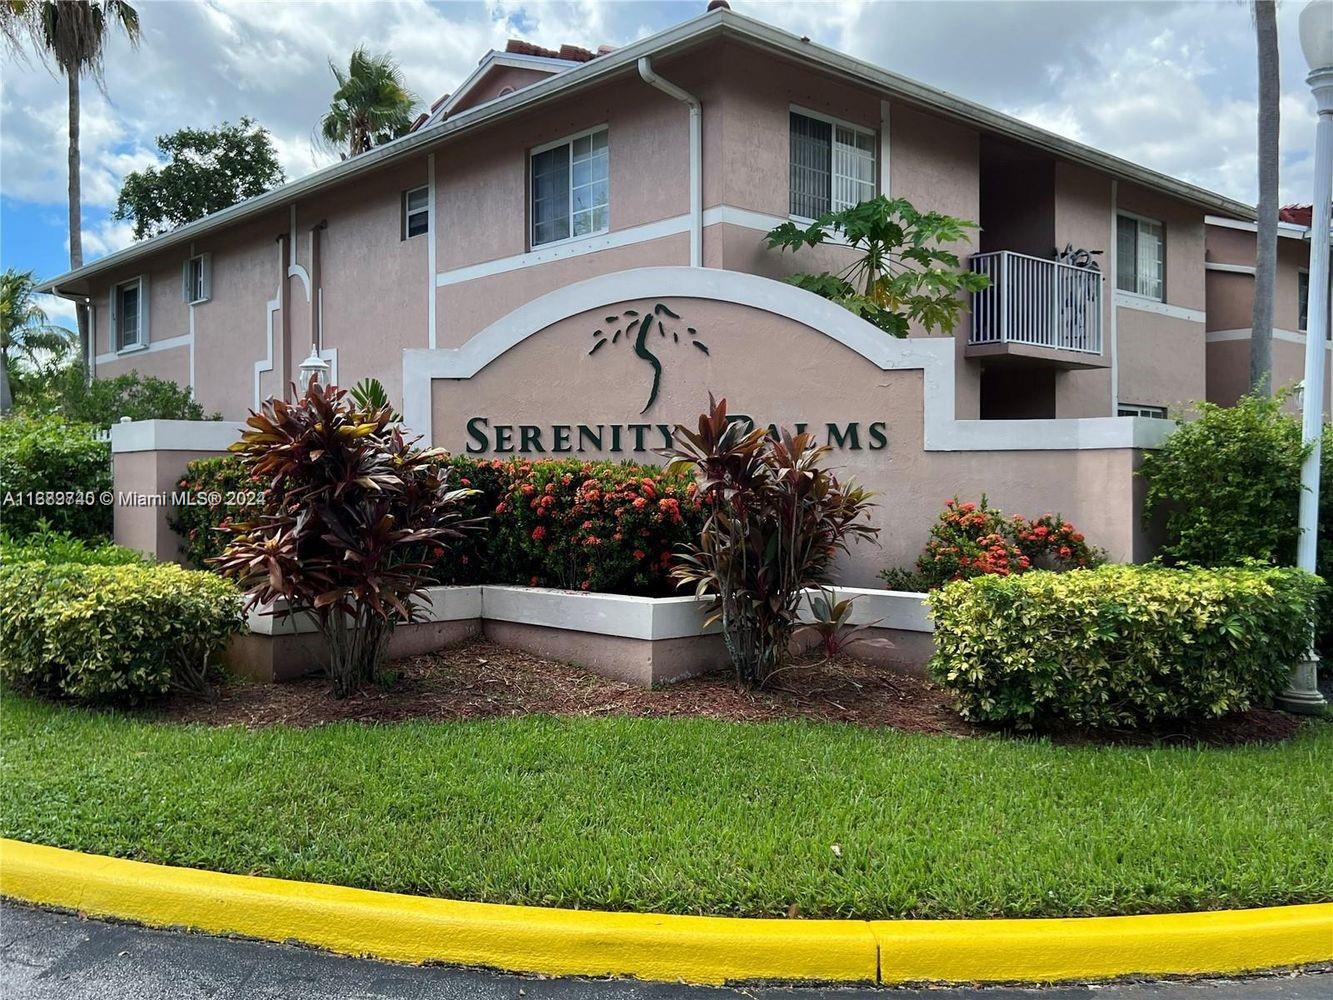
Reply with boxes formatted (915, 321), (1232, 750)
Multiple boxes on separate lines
(0, 0), (1319, 330)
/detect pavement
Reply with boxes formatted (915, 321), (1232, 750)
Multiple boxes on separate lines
(2, 901), (1330, 1000)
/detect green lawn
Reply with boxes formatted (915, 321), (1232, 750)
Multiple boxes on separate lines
(3, 691), (1331, 920)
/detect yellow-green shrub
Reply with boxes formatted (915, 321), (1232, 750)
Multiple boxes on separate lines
(0, 562), (244, 703)
(928, 564), (1318, 728)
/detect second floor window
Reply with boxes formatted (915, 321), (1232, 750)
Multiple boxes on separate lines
(114, 278), (143, 351)
(403, 186), (429, 239)
(530, 127), (609, 248)
(789, 109), (876, 219)
(1116, 213), (1164, 301)
(183, 253), (210, 304)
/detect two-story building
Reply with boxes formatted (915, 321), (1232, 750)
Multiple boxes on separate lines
(35, 3), (1330, 579)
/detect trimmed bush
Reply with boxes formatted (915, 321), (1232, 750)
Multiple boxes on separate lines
(0, 528), (144, 567)
(173, 453), (705, 597)
(0, 414), (112, 540)
(169, 455), (264, 568)
(929, 564), (1318, 729)
(0, 561), (244, 703)
(881, 496), (1103, 591)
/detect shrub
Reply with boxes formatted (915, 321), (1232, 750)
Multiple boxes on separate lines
(880, 496), (1103, 591)
(57, 367), (220, 425)
(214, 382), (479, 697)
(0, 561), (244, 702)
(666, 396), (879, 687)
(169, 454), (264, 568)
(929, 564), (1319, 729)
(0, 414), (112, 540)
(1140, 391), (1333, 651)
(489, 457), (704, 595)
(0, 527), (143, 566)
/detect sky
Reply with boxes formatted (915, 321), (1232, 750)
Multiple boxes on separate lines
(0, 0), (1320, 330)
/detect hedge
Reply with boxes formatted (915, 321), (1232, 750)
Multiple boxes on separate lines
(0, 528), (144, 567)
(928, 564), (1318, 729)
(0, 414), (112, 540)
(175, 454), (705, 597)
(0, 562), (244, 703)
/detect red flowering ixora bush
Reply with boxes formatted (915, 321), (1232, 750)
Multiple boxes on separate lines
(213, 382), (480, 697)
(667, 396), (879, 688)
(880, 496), (1104, 591)
(489, 457), (704, 595)
(168, 454), (263, 568)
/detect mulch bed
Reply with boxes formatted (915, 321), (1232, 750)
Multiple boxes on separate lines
(164, 639), (1309, 748)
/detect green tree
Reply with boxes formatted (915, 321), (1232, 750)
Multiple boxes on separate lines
(0, 0), (141, 383)
(764, 195), (990, 338)
(319, 46), (417, 159)
(1, 268), (76, 415)
(113, 117), (285, 240)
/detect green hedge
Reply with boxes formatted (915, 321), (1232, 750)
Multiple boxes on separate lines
(0, 415), (112, 540)
(0, 528), (144, 567)
(929, 564), (1318, 729)
(0, 562), (244, 703)
(168, 455), (265, 568)
(174, 454), (705, 597)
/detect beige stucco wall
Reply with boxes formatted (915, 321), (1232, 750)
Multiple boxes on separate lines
(112, 447), (228, 560)
(427, 296), (1149, 584)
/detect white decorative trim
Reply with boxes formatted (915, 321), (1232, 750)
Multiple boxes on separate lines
(254, 241), (284, 410)
(702, 205), (785, 233)
(287, 205), (311, 303)
(1204, 261), (1256, 276)
(95, 332), (190, 367)
(1205, 214), (1321, 242)
(424, 51), (576, 127)
(1206, 327), (1319, 347)
(109, 419), (245, 454)
(427, 152), (437, 349)
(403, 266), (1175, 453)
(1114, 291), (1205, 324)
(435, 215), (691, 287)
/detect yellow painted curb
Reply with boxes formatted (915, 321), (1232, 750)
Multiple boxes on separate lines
(2, 839), (1330, 986)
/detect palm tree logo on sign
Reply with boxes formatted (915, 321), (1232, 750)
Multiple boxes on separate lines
(588, 303), (710, 414)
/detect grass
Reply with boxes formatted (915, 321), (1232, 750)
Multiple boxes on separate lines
(2, 691), (1331, 920)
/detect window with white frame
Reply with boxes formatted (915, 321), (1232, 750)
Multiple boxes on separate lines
(530, 127), (608, 248)
(1115, 213), (1165, 300)
(1118, 403), (1168, 419)
(113, 277), (144, 350)
(182, 253), (210, 304)
(402, 185), (429, 239)
(789, 109), (876, 219)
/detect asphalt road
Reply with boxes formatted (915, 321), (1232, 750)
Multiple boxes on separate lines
(2, 902), (1329, 1000)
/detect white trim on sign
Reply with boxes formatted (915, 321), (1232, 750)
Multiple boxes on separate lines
(402, 266), (1175, 453)
(1113, 291), (1205, 324)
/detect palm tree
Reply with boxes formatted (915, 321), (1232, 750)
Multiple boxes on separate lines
(1, 269), (77, 414)
(1, 1), (141, 385)
(319, 47), (418, 159)
(1249, 0), (1280, 394)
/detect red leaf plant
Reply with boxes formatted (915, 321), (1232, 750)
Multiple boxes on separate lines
(213, 382), (480, 697)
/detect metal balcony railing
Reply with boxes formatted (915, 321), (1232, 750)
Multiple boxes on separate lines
(970, 250), (1103, 354)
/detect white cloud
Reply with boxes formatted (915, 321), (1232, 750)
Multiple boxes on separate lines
(82, 217), (136, 258)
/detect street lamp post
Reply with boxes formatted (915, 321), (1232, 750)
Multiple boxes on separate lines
(1281, 0), (1333, 713)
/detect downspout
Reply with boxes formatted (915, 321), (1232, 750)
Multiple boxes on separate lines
(310, 220), (328, 353)
(49, 284), (94, 380)
(638, 57), (701, 267)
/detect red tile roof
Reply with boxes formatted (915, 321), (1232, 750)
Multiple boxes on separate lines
(1280, 204), (1313, 227)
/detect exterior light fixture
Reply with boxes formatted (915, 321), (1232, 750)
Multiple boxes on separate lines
(298, 345), (329, 388)
(1282, 0), (1332, 712)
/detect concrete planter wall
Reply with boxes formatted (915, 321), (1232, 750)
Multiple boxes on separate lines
(228, 585), (934, 687)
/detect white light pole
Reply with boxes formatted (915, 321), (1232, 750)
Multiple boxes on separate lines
(1281, 0), (1333, 713)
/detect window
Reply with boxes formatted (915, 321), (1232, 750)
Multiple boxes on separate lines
(113, 278), (144, 351)
(1118, 403), (1167, 419)
(182, 253), (210, 304)
(789, 109), (876, 219)
(530, 127), (608, 248)
(402, 186), (429, 239)
(1115, 214), (1164, 300)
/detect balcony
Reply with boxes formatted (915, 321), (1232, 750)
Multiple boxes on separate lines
(967, 251), (1106, 368)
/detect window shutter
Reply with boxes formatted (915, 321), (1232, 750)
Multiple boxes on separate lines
(140, 275), (150, 346)
(182, 261), (190, 303)
(108, 289), (118, 350)
(1115, 216), (1136, 293)
(201, 254), (212, 302)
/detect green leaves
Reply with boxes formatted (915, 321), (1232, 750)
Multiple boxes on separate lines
(928, 564), (1320, 729)
(764, 195), (987, 338)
